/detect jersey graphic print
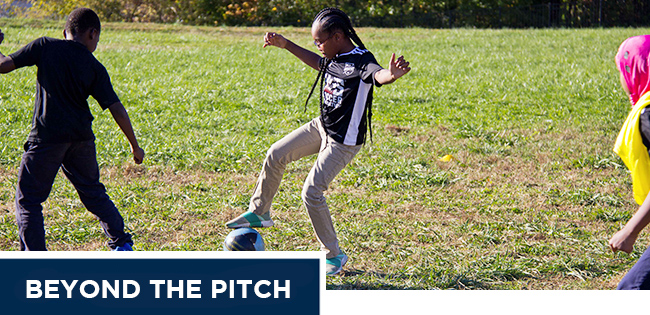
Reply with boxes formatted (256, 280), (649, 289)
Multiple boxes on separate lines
(343, 63), (355, 75)
(323, 75), (344, 110)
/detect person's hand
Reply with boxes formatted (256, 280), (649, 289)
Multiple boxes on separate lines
(131, 146), (145, 164)
(263, 32), (287, 49)
(387, 53), (411, 81)
(609, 228), (638, 253)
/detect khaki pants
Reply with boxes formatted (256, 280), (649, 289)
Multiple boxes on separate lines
(249, 118), (361, 258)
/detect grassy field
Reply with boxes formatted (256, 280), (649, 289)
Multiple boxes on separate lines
(0, 19), (649, 289)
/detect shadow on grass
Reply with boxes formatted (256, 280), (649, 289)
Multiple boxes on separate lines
(326, 268), (490, 290)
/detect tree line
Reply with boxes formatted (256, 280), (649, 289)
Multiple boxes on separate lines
(2, 0), (648, 28)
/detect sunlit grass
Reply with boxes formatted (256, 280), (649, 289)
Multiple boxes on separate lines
(0, 19), (649, 289)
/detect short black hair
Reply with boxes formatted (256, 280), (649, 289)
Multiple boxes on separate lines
(65, 8), (101, 36)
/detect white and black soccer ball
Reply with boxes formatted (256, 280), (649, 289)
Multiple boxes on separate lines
(223, 228), (265, 251)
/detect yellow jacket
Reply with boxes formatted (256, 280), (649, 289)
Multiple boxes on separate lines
(614, 92), (650, 205)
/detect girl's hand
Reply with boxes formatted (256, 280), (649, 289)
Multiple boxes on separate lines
(263, 32), (287, 49)
(388, 53), (411, 80)
(609, 228), (638, 253)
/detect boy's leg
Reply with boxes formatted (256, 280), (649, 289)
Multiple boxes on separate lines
(302, 137), (361, 259)
(227, 118), (322, 228)
(60, 140), (132, 249)
(15, 142), (68, 251)
(618, 245), (650, 289)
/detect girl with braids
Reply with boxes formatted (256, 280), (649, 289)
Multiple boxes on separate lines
(226, 8), (410, 275)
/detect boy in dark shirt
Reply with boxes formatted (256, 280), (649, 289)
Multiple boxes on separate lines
(0, 8), (144, 251)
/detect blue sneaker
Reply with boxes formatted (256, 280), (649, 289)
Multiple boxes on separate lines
(113, 243), (133, 251)
(326, 251), (348, 276)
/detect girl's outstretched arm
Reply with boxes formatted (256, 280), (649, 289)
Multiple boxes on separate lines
(263, 32), (321, 71)
(610, 192), (650, 253)
(375, 53), (411, 85)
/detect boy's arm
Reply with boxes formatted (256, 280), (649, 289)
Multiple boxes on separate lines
(107, 102), (145, 164)
(263, 32), (321, 71)
(0, 29), (16, 74)
(374, 53), (411, 85)
(609, 192), (650, 253)
(0, 53), (15, 73)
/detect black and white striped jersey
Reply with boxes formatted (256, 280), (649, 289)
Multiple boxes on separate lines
(320, 47), (383, 146)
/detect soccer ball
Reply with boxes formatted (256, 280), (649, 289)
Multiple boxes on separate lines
(223, 228), (265, 251)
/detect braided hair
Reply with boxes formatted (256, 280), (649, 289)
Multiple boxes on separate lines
(314, 8), (366, 50)
(304, 8), (374, 142)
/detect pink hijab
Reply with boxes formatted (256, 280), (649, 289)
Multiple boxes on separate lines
(616, 35), (650, 106)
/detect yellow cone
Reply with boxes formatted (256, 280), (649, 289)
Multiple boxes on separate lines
(439, 154), (453, 162)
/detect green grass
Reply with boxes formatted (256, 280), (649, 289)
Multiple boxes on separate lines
(0, 19), (649, 289)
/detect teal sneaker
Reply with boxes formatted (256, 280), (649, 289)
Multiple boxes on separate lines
(113, 243), (133, 251)
(326, 251), (348, 276)
(225, 211), (274, 229)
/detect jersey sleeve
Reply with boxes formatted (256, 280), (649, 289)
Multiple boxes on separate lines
(91, 64), (120, 110)
(9, 37), (48, 69)
(359, 52), (384, 87)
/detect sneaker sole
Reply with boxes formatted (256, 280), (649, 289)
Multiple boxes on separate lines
(226, 220), (274, 229)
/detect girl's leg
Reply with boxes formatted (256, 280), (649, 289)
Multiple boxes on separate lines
(227, 118), (322, 228)
(302, 137), (361, 259)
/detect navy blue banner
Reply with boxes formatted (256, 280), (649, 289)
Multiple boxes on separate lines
(0, 252), (322, 315)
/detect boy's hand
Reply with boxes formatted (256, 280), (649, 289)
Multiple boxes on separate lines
(131, 146), (145, 164)
(609, 228), (638, 253)
(263, 32), (287, 49)
(0, 29), (15, 73)
(388, 53), (411, 81)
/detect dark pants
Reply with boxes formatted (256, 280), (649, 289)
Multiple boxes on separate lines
(618, 245), (650, 289)
(14, 140), (132, 251)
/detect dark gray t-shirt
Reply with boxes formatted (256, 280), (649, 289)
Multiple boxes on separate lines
(321, 47), (383, 146)
(10, 37), (119, 143)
